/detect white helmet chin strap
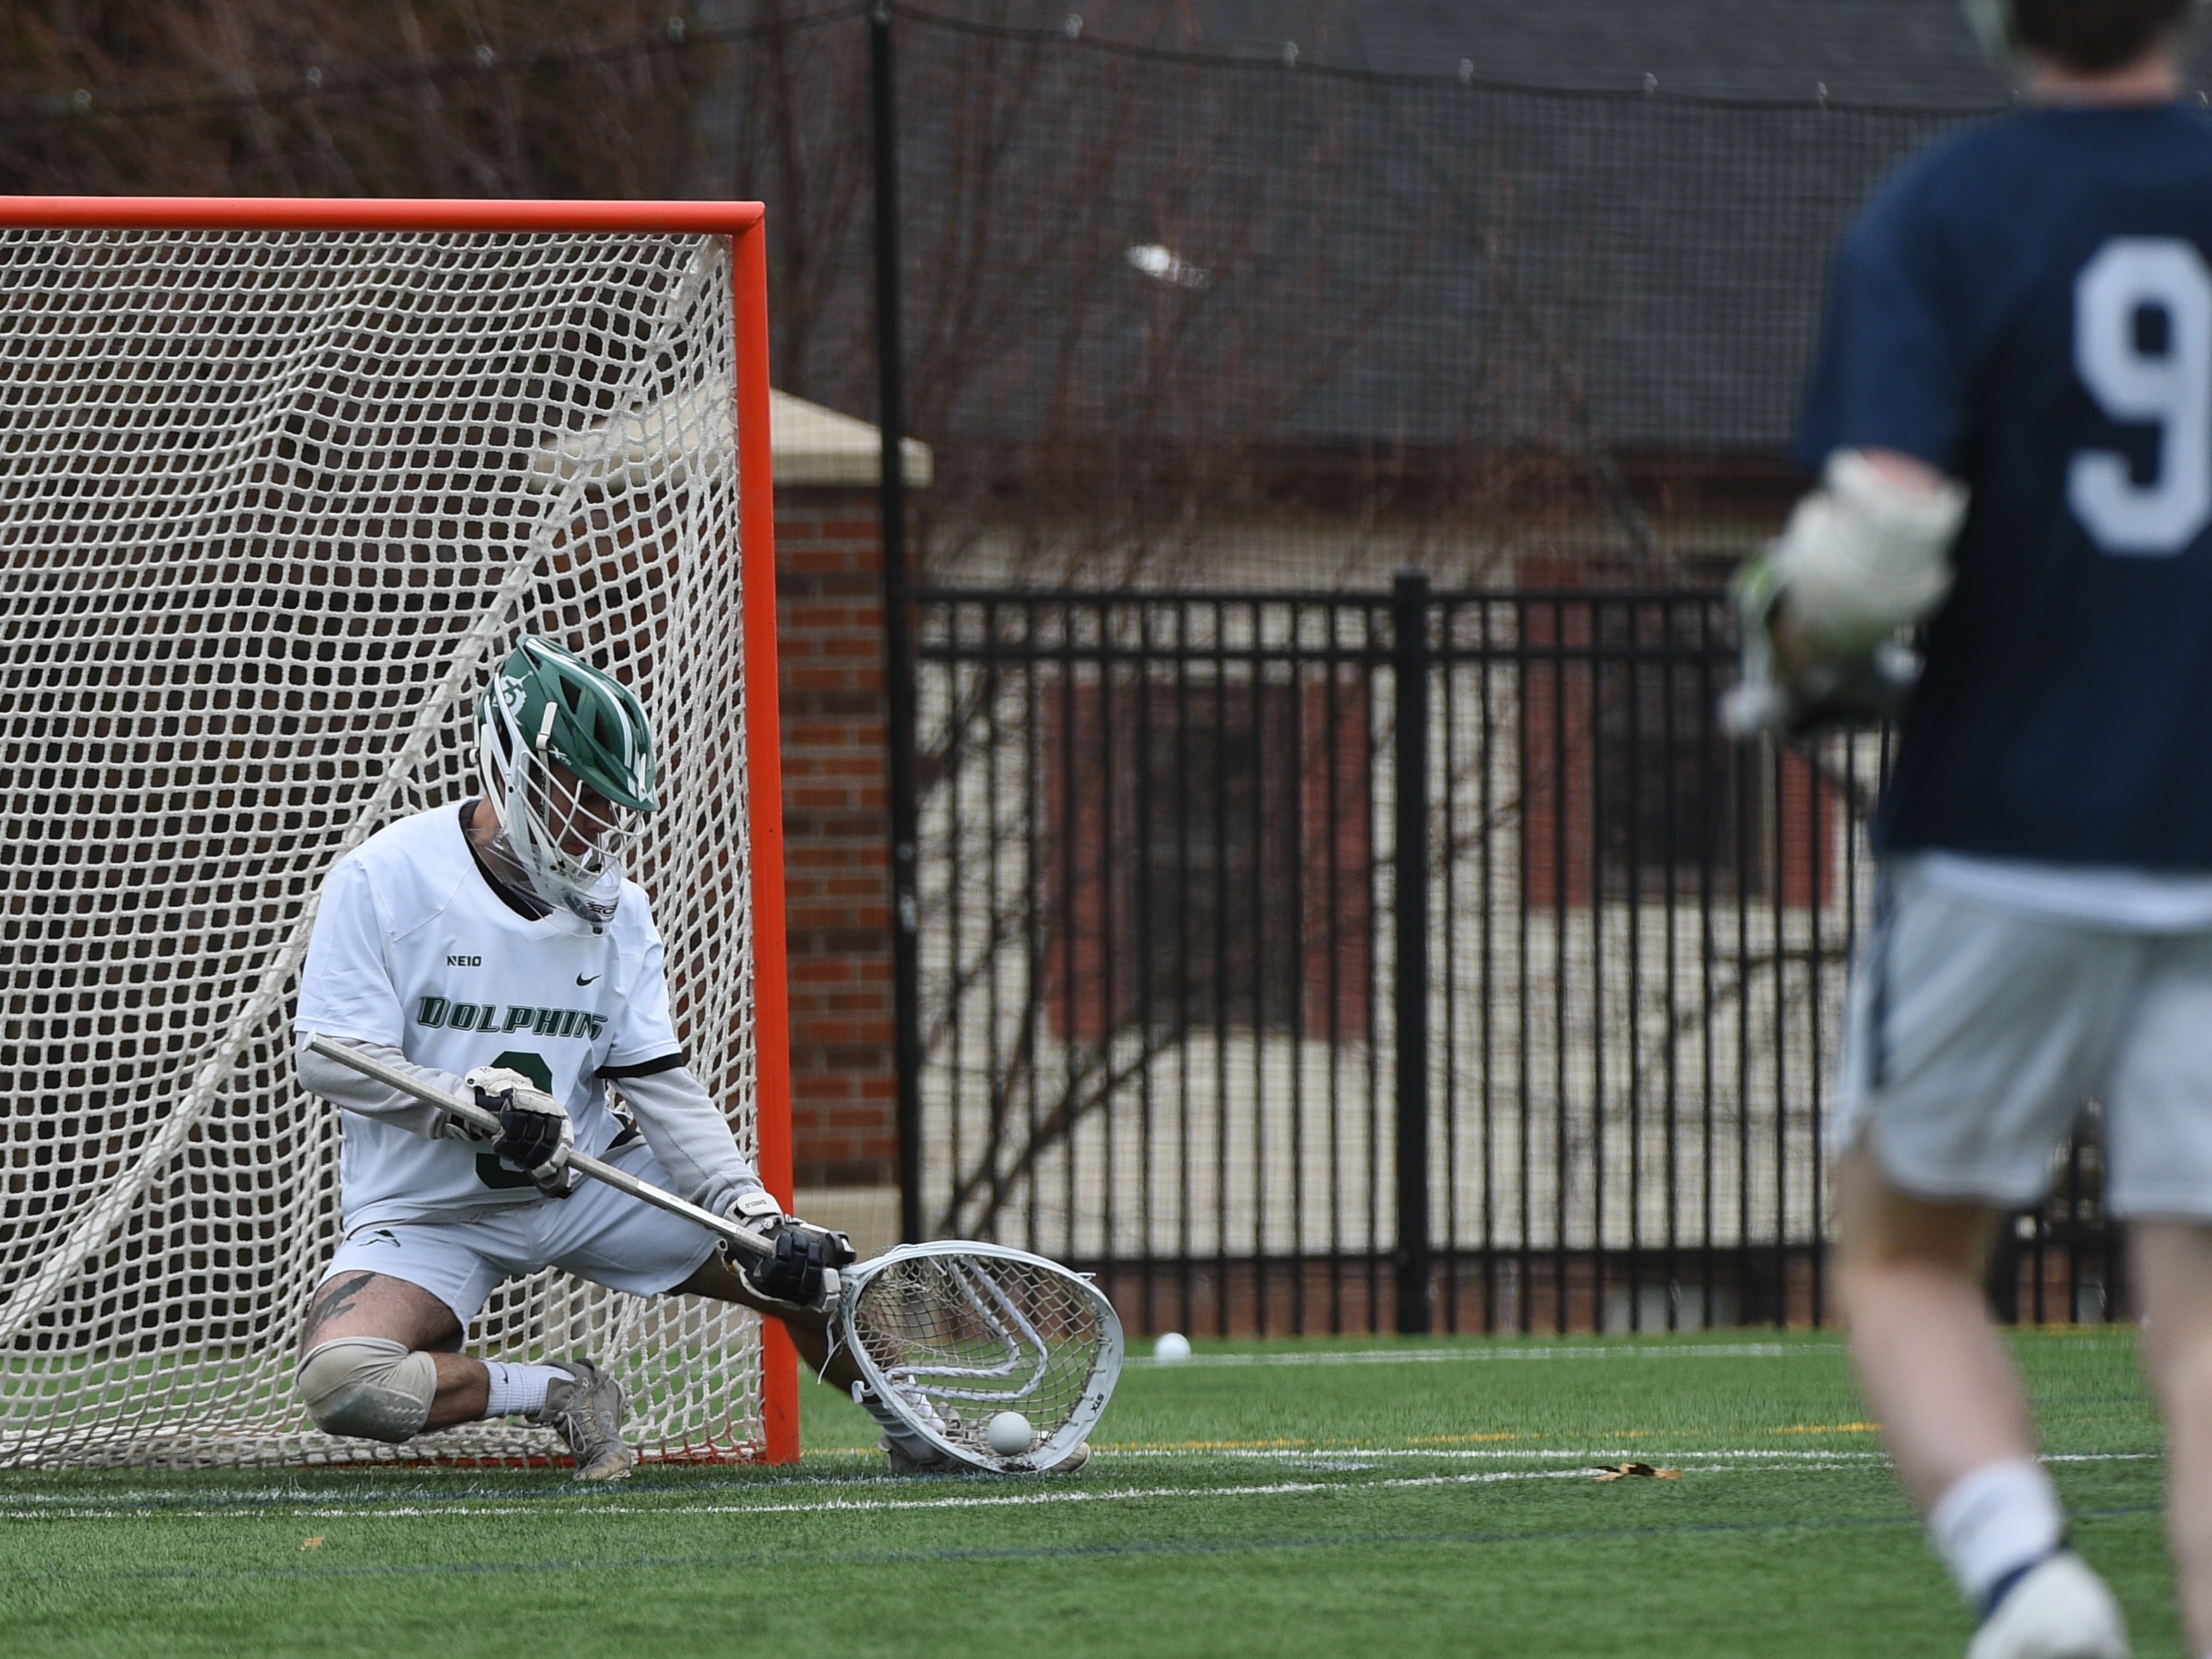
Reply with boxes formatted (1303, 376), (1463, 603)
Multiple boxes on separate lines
(554, 861), (628, 928)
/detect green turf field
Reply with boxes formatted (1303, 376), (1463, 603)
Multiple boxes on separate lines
(0, 1329), (2170, 1658)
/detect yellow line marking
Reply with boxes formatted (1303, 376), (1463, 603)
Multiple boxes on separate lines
(1099, 1438), (1318, 1452)
(815, 1425), (1879, 1458)
(1088, 1434), (1537, 1452)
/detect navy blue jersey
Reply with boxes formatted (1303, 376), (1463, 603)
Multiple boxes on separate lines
(1799, 103), (2212, 869)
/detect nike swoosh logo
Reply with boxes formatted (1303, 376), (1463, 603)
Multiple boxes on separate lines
(576, 973), (599, 986)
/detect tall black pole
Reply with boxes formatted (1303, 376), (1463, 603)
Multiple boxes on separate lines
(1393, 572), (1433, 1335)
(870, 1), (924, 1245)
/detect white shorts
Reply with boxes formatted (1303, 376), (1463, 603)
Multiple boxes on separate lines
(317, 1138), (723, 1330)
(1834, 860), (2212, 1217)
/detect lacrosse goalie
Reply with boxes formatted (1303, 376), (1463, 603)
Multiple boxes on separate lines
(291, 635), (1046, 1478)
(1727, 2), (2212, 1655)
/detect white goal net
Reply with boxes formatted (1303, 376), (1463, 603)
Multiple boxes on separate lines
(0, 215), (780, 1467)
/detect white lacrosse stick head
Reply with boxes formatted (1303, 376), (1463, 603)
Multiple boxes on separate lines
(835, 1242), (1124, 1474)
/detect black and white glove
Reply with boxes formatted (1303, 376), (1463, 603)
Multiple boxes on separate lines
(1719, 548), (1921, 742)
(723, 1190), (856, 1312)
(466, 1064), (578, 1197)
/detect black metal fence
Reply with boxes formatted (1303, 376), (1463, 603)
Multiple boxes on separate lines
(909, 583), (2123, 1335)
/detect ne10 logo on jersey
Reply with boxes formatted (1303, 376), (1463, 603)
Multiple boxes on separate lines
(415, 996), (609, 1039)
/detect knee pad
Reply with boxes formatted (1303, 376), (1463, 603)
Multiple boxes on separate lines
(295, 1337), (437, 1443)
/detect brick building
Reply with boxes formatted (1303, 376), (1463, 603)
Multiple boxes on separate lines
(766, 391), (927, 1257)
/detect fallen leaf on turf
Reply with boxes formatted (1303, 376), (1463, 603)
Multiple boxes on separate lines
(1593, 1463), (1679, 1482)
(301, 1537), (324, 1550)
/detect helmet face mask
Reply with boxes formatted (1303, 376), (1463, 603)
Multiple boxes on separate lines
(477, 637), (658, 927)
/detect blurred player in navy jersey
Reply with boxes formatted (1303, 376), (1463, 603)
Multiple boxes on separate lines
(1731, 3), (2212, 1654)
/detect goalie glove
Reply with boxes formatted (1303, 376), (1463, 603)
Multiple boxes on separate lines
(1719, 547), (1921, 743)
(723, 1189), (856, 1314)
(466, 1064), (578, 1198)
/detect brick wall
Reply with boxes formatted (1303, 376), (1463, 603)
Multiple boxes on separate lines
(773, 487), (898, 1188)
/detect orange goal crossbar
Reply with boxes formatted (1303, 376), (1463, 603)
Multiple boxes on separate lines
(0, 196), (799, 1465)
(4, 195), (764, 235)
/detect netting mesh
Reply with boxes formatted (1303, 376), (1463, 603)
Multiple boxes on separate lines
(694, 12), (1983, 586)
(0, 222), (768, 1467)
(849, 1250), (1112, 1464)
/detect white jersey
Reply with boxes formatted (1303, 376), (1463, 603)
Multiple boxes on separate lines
(295, 804), (683, 1231)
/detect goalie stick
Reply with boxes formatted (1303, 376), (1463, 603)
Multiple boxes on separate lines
(303, 1036), (1124, 1473)
(837, 1240), (1122, 1474)
(305, 1035), (810, 1266)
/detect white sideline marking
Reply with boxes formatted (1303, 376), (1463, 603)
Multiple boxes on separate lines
(0, 1452), (2155, 1523)
(0, 1465), (1810, 1521)
(1134, 1342), (1811, 1368)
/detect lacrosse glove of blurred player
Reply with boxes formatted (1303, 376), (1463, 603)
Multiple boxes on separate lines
(466, 1064), (579, 1197)
(1719, 547), (1922, 742)
(1720, 451), (1966, 742)
(723, 1190), (856, 1313)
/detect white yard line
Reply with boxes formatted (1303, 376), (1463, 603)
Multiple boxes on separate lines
(0, 1465), (1805, 1521)
(0, 1451), (2156, 1523)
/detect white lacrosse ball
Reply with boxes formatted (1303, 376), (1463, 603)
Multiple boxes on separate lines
(1154, 1332), (1193, 1363)
(986, 1410), (1034, 1455)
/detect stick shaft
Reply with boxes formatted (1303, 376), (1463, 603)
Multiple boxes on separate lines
(304, 1035), (773, 1260)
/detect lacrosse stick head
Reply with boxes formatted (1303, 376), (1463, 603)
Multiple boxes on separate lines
(836, 1242), (1124, 1474)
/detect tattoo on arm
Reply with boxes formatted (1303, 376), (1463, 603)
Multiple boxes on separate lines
(303, 1272), (379, 1337)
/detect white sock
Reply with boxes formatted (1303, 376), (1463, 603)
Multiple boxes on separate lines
(1927, 1458), (2065, 1611)
(482, 1361), (564, 1419)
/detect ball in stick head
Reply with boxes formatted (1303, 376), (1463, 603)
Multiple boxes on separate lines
(986, 1410), (1034, 1456)
(1154, 1332), (1192, 1363)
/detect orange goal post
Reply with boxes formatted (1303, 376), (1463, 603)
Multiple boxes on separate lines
(0, 198), (801, 1468)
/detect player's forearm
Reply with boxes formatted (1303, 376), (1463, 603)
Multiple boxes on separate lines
(295, 1034), (464, 1139)
(604, 1064), (766, 1214)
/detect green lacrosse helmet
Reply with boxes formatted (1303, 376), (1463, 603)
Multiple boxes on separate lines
(476, 637), (658, 927)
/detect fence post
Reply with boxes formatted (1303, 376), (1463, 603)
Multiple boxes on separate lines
(870, 1), (925, 1244)
(1392, 573), (1432, 1335)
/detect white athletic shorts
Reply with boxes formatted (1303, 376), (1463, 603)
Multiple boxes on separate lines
(1833, 860), (2212, 1217)
(316, 1137), (722, 1330)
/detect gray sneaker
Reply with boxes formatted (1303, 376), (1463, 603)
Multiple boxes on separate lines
(882, 1433), (965, 1475)
(532, 1359), (635, 1482)
(1038, 1442), (1091, 1476)
(880, 1436), (1091, 1476)
(872, 1380), (965, 1475)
